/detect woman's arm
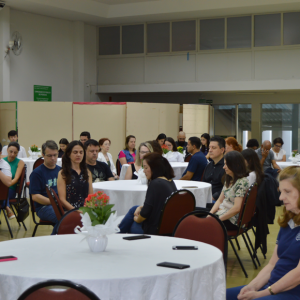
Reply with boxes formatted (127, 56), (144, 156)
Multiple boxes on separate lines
(119, 157), (127, 166)
(209, 192), (225, 214)
(87, 170), (93, 194)
(124, 165), (133, 180)
(10, 160), (25, 186)
(57, 171), (75, 211)
(280, 154), (286, 162)
(218, 196), (243, 222)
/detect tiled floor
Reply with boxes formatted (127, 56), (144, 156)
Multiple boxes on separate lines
(0, 205), (283, 289)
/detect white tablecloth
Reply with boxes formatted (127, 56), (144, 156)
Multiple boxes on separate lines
(277, 161), (300, 169)
(93, 180), (212, 215)
(0, 234), (225, 300)
(20, 158), (62, 182)
(119, 162), (188, 180)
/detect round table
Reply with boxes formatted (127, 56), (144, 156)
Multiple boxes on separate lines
(93, 180), (212, 216)
(277, 161), (300, 169)
(20, 158), (62, 182)
(119, 162), (188, 180)
(0, 234), (226, 300)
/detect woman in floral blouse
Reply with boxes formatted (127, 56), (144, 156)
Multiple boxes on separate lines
(210, 150), (250, 230)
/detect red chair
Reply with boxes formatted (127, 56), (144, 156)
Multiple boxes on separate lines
(30, 196), (55, 237)
(25, 157), (44, 189)
(9, 165), (28, 231)
(0, 180), (13, 238)
(184, 154), (192, 162)
(156, 189), (195, 236)
(227, 183), (258, 278)
(173, 210), (228, 269)
(56, 209), (83, 235)
(46, 185), (65, 221)
(116, 159), (121, 176)
(17, 279), (100, 300)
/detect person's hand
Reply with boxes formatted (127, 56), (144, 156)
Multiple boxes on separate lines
(276, 168), (281, 173)
(134, 206), (142, 216)
(261, 149), (269, 159)
(133, 215), (139, 222)
(237, 290), (259, 300)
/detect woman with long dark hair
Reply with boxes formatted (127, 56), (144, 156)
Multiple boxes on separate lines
(200, 133), (210, 159)
(241, 148), (264, 186)
(210, 151), (249, 230)
(164, 137), (184, 162)
(58, 138), (69, 158)
(57, 141), (93, 210)
(156, 133), (166, 146)
(119, 153), (177, 234)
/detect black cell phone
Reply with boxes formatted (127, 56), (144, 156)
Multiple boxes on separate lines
(0, 256), (18, 262)
(172, 246), (198, 250)
(157, 262), (190, 270)
(123, 235), (151, 241)
(181, 186), (198, 188)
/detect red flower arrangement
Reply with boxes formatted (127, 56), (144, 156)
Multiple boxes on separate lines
(161, 144), (169, 154)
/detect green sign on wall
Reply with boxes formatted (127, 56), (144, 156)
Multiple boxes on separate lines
(34, 85), (52, 102)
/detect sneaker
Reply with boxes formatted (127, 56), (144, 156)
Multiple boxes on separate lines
(7, 210), (15, 220)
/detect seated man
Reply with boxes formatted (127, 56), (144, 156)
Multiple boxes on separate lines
(0, 142), (14, 218)
(85, 139), (114, 182)
(180, 137), (207, 181)
(79, 131), (90, 145)
(202, 136), (225, 203)
(1, 130), (27, 158)
(247, 138), (259, 150)
(29, 140), (61, 235)
(256, 140), (281, 178)
(176, 131), (187, 149)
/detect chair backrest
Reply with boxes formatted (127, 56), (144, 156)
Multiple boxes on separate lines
(116, 159), (121, 176)
(236, 183), (258, 229)
(46, 185), (64, 221)
(157, 189), (196, 235)
(173, 210), (228, 268)
(17, 279), (100, 300)
(56, 209), (83, 235)
(33, 157), (44, 170)
(16, 165), (27, 197)
(184, 154), (192, 162)
(0, 180), (9, 202)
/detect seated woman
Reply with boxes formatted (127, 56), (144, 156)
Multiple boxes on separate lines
(210, 151), (249, 231)
(146, 140), (163, 155)
(119, 153), (177, 234)
(271, 137), (286, 162)
(58, 138), (69, 158)
(227, 166), (300, 300)
(156, 133), (166, 147)
(98, 138), (118, 179)
(164, 137), (184, 162)
(125, 142), (153, 180)
(57, 141), (93, 210)
(3, 142), (25, 219)
(118, 135), (136, 167)
(225, 137), (242, 154)
(241, 148), (264, 186)
(200, 133), (210, 159)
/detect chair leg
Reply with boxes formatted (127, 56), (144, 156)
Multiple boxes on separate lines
(245, 231), (261, 267)
(2, 209), (14, 238)
(10, 206), (21, 227)
(241, 234), (258, 269)
(229, 239), (248, 278)
(252, 227), (267, 259)
(235, 237), (241, 250)
(32, 224), (38, 237)
(22, 222), (27, 231)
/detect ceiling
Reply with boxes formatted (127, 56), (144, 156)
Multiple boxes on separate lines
(4, 0), (300, 26)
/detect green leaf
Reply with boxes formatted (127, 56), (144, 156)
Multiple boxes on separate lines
(92, 219), (101, 226)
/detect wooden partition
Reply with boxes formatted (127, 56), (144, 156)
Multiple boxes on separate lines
(126, 102), (180, 145)
(73, 102), (126, 160)
(0, 102), (17, 147)
(18, 102), (73, 156)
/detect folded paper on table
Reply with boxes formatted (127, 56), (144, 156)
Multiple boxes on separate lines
(134, 168), (148, 185)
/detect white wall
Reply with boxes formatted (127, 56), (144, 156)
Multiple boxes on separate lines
(9, 10), (97, 102)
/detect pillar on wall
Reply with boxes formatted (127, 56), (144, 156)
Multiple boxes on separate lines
(251, 102), (261, 143)
(0, 7), (10, 102)
(73, 21), (84, 102)
(291, 104), (299, 151)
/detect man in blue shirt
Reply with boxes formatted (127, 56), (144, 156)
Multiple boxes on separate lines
(29, 140), (61, 235)
(180, 136), (207, 181)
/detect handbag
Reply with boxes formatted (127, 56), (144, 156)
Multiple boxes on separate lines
(16, 198), (30, 223)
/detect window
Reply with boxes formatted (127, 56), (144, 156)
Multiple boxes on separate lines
(172, 20), (196, 51)
(99, 26), (120, 55)
(122, 24), (144, 54)
(254, 14), (281, 47)
(147, 23), (170, 53)
(283, 12), (300, 45)
(200, 18), (224, 50)
(227, 16), (251, 49)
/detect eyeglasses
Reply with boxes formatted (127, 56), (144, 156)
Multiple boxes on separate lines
(140, 151), (150, 154)
(45, 154), (58, 158)
(274, 144), (282, 148)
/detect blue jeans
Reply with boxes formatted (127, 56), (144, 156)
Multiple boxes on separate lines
(227, 285), (300, 300)
(119, 205), (144, 234)
(36, 205), (59, 235)
(265, 168), (279, 179)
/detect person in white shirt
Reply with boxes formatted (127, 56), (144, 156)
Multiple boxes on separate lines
(271, 137), (286, 162)
(98, 138), (118, 179)
(164, 137), (184, 162)
(1, 130), (27, 158)
(0, 143), (14, 219)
